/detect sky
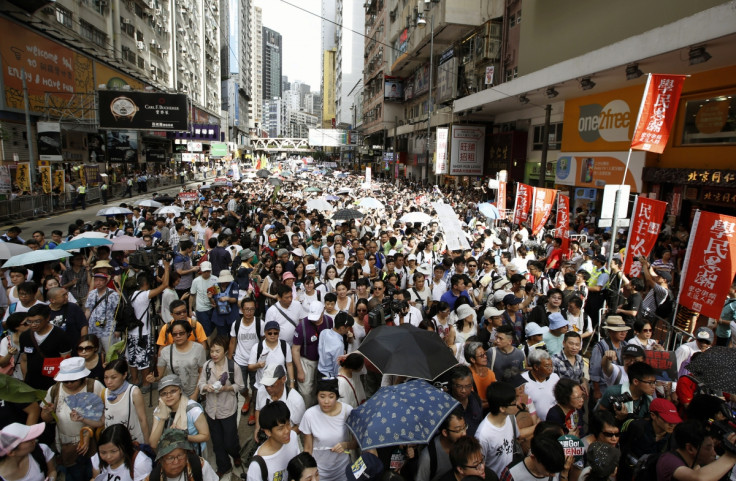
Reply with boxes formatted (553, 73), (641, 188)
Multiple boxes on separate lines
(259, 0), (323, 90)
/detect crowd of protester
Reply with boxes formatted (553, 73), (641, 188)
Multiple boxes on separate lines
(1, 164), (735, 481)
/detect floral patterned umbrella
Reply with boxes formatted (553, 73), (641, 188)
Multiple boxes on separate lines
(346, 379), (460, 450)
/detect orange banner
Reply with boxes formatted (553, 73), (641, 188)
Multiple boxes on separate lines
(497, 181), (507, 220)
(555, 194), (570, 253)
(623, 196), (668, 277)
(678, 211), (736, 319)
(531, 187), (557, 236)
(631, 74), (687, 154)
(513, 183), (532, 225)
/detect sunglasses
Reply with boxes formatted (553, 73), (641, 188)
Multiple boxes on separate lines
(77, 345), (95, 352)
(601, 431), (620, 438)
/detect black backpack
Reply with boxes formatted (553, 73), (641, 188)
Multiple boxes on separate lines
(115, 291), (145, 332)
(631, 450), (684, 481)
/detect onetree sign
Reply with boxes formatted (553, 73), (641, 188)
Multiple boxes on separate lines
(98, 90), (189, 131)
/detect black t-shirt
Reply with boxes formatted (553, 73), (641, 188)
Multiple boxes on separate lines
(0, 400), (33, 430)
(619, 418), (674, 480)
(463, 391), (484, 438)
(19, 327), (72, 390)
(621, 293), (643, 326)
(49, 303), (87, 347)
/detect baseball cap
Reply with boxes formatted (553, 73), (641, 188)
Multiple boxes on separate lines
(484, 306), (504, 319)
(0, 423), (46, 456)
(622, 344), (645, 359)
(268, 234), (278, 242)
(594, 254), (607, 264)
(656, 271), (672, 283)
(525, 322), (546, 337)
(305, 264), (316, 272)
(649, 398), (683, 424)
(407, 254), (417, 261)
(493, 290), (510, 304)
(694, 326), (714, 344)
(158, 374), (183, 391)
(264, 320), (281, 332)
(199, 261), (212, 272)
(292, 247), (305, 257)
(503, 293), (522, 306)
(548, 312), (569, 331)
(307, 302), (324, 321)
(260, 364), (286, 386)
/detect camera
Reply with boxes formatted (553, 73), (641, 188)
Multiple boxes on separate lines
(609, 392), (633, 411)
(128, 242), (175, 270)
(367, 296), (409, 328)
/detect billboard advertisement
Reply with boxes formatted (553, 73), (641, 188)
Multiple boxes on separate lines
(94, 61), (144, 91)
(98, 90), (188, 131)
(107, 131), (138, 163)
(449, 125), (485, 176)
(308, 129), (348, 147)
(384, 78), (404, 100)
(555, 151), (645, 192)
(37, 122), (63, 161)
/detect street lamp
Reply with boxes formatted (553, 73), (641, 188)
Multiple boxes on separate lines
(417, 11), (433, 185)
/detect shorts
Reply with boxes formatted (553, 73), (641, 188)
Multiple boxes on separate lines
(236, 361), (256, 393)
(126, 334), (155, 369)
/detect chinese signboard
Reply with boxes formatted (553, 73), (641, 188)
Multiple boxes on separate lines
(623, 196), (668, 277)
(98, 90), (188, 131)
(435, 127), (448, 175)
(555, 151), (645, 192)
(449, 125), (485, 176)
(497, 181), (507, 219)
(630, 74), (686, 154)
(678, 210), (736, 319)
(643, 168), (736, 187)
(513, 183), (533, 225)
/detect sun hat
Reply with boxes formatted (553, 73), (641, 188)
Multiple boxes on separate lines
(0, 423), (46, 456)
(456, 304), (475, 319)
(199, 261), (212, 272)
(525, 322), (546, 338)
(282, 271), (295, 280)
(54, 357), (91, 382)
(260, 364), (286, 387)
(307, 302), (324, 321)
(158, 374), (183, 392)
(548, 312), (569, 331)
(155, 428), (194, 461)
(240, 248), (256, 260)
(291, 247), (305, 257)
(92, 260), (113, 270)
(602, 316), (630, 331)
(217, 271), (234, 283)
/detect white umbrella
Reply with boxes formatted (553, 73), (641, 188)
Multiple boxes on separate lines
(358, 197), (385, 210)
(135, 199), (163, 208)
(0, 243), (31, 260)
(400, 212), (433, 224)
(305, 198), (334, 212)
(72, 232), (107, 240)
(97, 207), (133, 216)
(112, 235), (145, 251)
(2, 249), (72, 268)
(155, 206), (186, 215)
(336, 187), (352, 195)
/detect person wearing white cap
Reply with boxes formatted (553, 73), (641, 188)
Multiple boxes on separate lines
(0, 422), (56, 481)
(40, 357), (104, 478)
(189, 261), (219, 337)
(253, 364), (306, 441)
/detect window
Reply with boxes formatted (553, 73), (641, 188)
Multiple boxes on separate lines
(680, 94), (736, 145)
(80, 20), (107, 48)
(137, 56), (145, 69)
(55, 5), (73, 28)
(532, 122), (564, 150)
(517, 10), (521, 24)
(509, 14), (515, 27)
(134, 3), (143, 18)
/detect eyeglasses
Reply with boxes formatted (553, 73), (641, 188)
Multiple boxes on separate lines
(160, 389), (180, 397)
(172, 310), (188, 316)
(475, 351), (487, 358)
(162, 453), (187, 464)
(243, 307), (256, 312)
(462, 456), (485, 470)
(27, 319), (43, 325)
(446, 425), (468, 434)
(636, 379), (657, 385)
(641, 328), (652, 332)
(600, 431), (620, 438)
(77, 345), (95, 352)
(171, 331), (188, 338)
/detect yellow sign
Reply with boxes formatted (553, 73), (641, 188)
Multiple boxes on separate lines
(39, 166), (51, 194)
(94, 62), (145, 91)
(53, 169), (65, 194)
(15, 163), (30, 192)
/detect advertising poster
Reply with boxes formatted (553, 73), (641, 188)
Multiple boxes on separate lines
(39, 165), (51, 193)
(94, 61), (144, 90)
(37, 122), (63, 161)
(98, 91), (188, 131)
(449, 125), (485, 176)
(384, 78), (404, 100)
(0, 17), (94, 115)
(53, 169), (65, 195)
(107, 131), (138, 163)
(435, 127), (448, 175)
(555, 151), (645, 192)
(0, 166), (11, 193)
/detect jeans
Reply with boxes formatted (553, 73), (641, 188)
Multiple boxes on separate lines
(206, 412), (241, 472)
(58, 457), (92, 481)
(196, 309), (215, 336)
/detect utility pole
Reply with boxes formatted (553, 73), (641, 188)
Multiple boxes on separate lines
(538, 104), (551, 187)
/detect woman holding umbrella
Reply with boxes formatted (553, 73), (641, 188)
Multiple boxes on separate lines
(301, 378), (356, 481)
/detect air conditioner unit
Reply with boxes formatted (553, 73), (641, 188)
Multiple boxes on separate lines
(154, 8), (161, 15)
(137, 41), (145, 50)
(484, 38), (501, 60)
(150, 39), (157, 45)
(161, 49), (168, 55)
(150, 66), (156, 72)
(121, 18), (131, 24)
(487, 22), (501, 39)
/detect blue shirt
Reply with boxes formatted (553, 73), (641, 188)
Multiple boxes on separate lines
(317, 329), (345, 377)
(440, 290), (472, 310)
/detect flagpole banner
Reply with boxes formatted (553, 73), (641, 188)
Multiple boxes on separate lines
(677, 211), (736, 319)
(512, 183), (532, 225)
(531, 187), (557, 236)
(630, 74), (687, 154)
(623, 196), (669, 277)
(498, 181), (507, 219)
(435, 127), (449, 175)
(555, 194), (570, 252)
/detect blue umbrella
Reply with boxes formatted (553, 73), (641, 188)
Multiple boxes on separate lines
(346, 379), (460, 450)
(57, 238), (113, 250)
(2, 249), (73, 268)
(478, 202), (500, 220)
(325, 195), (340, 201)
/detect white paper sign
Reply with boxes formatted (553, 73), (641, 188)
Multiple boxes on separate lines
(449, 125), (485, 176)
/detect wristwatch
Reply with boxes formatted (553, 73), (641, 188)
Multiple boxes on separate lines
(110, 96), (139, 122)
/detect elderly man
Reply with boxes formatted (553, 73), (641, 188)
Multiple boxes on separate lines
(253, 364), (305, 442)
(448, 366), (484, 437)
(85, 272), (120, 353)
(589, 316), (629, 405)
(521, 349), (560, 422)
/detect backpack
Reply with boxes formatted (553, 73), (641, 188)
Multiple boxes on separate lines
(256, 339), (288, 366)
(115, 291), (145, 333)
(235, 317), (263, 341)
(50, 379), (98, 408)
(631, 449), (684, 481)
(250, 455), (269, 481)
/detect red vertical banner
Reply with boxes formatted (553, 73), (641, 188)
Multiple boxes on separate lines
(513, 183), (532, 225)
(623, 196), (669, 277)
(630, 74), (687, 154)
(555, 194), (570, 252)
(531, 187), (557, 236)
(497, 181), (507, 219)
(678, 211), (736, 319)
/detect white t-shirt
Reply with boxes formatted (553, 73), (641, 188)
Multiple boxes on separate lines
(255, 385), (306, 426)
(17, 443), (54, 481)
(300, 403), (354, 481)
(475, 415), (518, 478)
(248, 340), (293, 388)
(264, 302), (302, 344)
(431, 279), (448, 301)
(246, 431), (300, 481)
(521, 371), (560, 422)
(130, 290), (152, 336)
(230, 319), (260, 366)
(337, 372), (365, 408)
(91, 450), (153, 481)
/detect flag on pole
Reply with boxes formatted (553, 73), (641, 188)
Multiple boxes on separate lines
(623, 196), (668, 277)
(677, 211), (736, 319)
(555, 194), (570, 253)
(630, 74), (687, 154)
(512, 183), (532, 225)
(531, 187), (557, 236)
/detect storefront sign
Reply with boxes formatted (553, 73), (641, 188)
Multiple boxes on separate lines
(700, 187), (736, 208)
(37, 122), (63, 161)
(555, 194), (570, 252)
(531, 188), (557, 236)
(513, 183), (532, 225)
(449, 125), (485, 176)
(631, 74), (686, 154)
(562, 85), (644, 152)
(555, 151), (645, 192)
(98, 90), (188, 131)
(435, 127), (448, 175)
(643, 167), (736, 187)
(623, 196), (668, 277)
(678, 210), (736, 319)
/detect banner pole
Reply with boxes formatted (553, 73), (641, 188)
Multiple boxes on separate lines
(621, 195), (639, 274)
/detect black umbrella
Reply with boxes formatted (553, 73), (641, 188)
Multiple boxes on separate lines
(256, 169), (270, 178)
(153, 195), (176, 205)
(333, 208), (364, 221)
(357, 325), (460, 381)
(685, 346), (736, 393)
(268, 177), (283, 187)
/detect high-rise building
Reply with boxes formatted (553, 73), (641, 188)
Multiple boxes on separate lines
(334, 0), (364, 128)
(262, 27), (283, 103)
(250, 5), (263, 129)
(221, 0), (252, 145)
(322, 48), (337, 128)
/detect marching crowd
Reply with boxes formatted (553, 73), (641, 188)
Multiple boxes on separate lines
(0, 166), (735, 481)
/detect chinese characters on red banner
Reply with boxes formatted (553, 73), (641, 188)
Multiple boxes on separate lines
(555, 194), (570, 253)
(531, 188), (557, 236)
(631, 74), (687, 154)
(513, 183), (532, 225)
(678, 211), (736, 319)
(498, 181), (507, 220)
(623, 196), (668, 277)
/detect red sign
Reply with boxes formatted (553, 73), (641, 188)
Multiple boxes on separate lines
(623, 196), (668, 277)
(497, 181), (507, 219)
(531, 187), (557, 236)
(678, 211), (736, 319)
(630, 74), (687, 154)
(555, 194), (570, 252)
(513, 183), (532, 225)
(178, 192), (198, 203)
